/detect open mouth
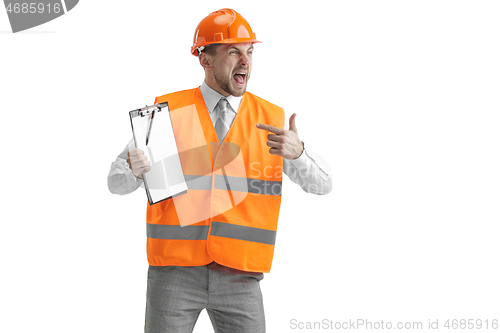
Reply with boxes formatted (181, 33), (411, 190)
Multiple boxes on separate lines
(233, 72), (247, 86)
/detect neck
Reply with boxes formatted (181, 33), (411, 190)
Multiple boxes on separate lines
(205, 76), (230, 97)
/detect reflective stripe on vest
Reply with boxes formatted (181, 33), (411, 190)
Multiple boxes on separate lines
(210, 221), (277, 245)
(147, 224), (209, 240)
(185, 174), (282, 196)
(147, 222), (276, 245)
(184, 175), (212, 190)
(214, 175), (282, 196)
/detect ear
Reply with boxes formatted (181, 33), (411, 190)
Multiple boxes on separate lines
(199, 52), (212, 70)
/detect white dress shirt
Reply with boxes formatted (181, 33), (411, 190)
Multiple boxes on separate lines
(107, 82), (332, 195)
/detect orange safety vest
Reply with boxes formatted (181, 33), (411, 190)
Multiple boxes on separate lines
(146, 87), (284, 273)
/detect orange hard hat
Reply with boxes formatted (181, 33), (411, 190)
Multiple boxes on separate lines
(191, 8), (261, 56)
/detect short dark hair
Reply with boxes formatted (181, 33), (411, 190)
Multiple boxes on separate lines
(201, 44), (221, 56)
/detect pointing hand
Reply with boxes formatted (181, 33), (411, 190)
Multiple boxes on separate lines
(256, 113), (304, 160)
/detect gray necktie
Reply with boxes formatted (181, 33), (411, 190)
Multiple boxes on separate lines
(215, 98), (234, 142)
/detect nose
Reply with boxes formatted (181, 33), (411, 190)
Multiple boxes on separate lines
(239, 52), (251, 67)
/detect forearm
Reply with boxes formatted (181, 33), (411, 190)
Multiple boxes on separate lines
(107, 139), (144, 195)
(283, 142), (332, 195)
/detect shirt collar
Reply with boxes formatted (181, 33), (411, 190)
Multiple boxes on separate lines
(200, 80), (243, 114)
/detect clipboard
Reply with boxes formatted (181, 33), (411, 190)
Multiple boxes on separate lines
(129, 102), (188, 205)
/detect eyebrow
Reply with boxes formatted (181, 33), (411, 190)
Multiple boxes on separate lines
(228, 46), (254, 52)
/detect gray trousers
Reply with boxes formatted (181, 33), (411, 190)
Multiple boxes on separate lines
(145, 262), (266, 333)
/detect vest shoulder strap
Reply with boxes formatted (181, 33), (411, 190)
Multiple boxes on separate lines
(243, 91), (284, 117)
(154, 88), (198, 110)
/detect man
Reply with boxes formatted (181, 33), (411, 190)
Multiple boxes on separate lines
(108, 8), (332, 333)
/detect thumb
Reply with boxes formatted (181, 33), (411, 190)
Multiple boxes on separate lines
(289, 113), (298, 133)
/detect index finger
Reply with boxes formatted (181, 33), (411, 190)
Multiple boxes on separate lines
(256, 123), (284, 135)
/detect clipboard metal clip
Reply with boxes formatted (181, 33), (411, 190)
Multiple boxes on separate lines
(129, 102), (168, 118)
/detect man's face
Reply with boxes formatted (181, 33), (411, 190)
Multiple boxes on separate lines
(209, 42), (253, 97)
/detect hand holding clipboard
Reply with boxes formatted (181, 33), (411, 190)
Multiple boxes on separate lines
(129, 102), (188, 205)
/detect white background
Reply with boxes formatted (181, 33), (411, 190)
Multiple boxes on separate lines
(1, 0), (499, 332)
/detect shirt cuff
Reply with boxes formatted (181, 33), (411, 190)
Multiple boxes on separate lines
(287, 141), (308, 168)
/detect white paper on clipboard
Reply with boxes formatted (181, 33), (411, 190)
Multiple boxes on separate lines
(129, 102), (188, 205)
